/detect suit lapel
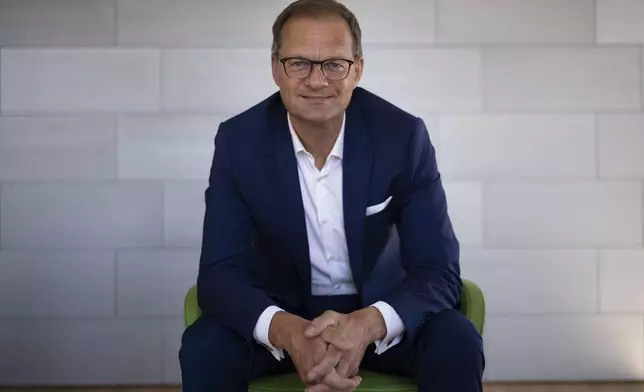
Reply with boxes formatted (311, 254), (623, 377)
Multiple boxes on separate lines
(265, 103), (312, 295)
(342, 102), (373, 290)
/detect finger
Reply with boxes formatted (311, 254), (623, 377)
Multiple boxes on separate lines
(305, 385), (361, 392)
(336, 357), (353, 378)
(320, 327), (353, 351)
(304, 374), (362, 392)
(307, 346), (343, 382)
(304, 384), (332, 392)
(305, 311), (338, 337)
(305, 384), (359, 392)
(321, 368), (361, 391)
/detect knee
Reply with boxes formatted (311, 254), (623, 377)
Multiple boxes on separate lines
(179, 316), (250, 375)
(417, 310), (484, 370)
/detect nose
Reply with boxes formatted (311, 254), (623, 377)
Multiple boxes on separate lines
(306, 64), (328, 89)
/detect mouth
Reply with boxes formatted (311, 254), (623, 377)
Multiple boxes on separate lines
(301, 95), (333, 101)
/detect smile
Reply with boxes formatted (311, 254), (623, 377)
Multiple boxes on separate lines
(301, 96), (332, 101)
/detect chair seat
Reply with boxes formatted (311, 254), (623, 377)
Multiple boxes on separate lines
(249, 370), (416, 392)
(183, 279), (484, 392)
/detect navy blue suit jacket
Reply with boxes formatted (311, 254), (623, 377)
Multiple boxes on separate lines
(197, 87), (462, 348)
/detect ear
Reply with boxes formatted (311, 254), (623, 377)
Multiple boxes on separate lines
(352, 56), (364, 87)
(271, 54), (279, 84)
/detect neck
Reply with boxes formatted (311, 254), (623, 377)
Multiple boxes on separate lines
(289, 113), (343, 159)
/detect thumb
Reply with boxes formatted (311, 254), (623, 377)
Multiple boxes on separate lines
(305, 311), (338, 337)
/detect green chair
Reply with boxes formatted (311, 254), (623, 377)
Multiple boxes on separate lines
(183, 279), (485, 392)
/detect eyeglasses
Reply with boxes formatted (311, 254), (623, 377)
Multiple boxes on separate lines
(278, 57), (355, 80)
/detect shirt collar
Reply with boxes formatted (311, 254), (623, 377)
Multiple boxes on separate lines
(287, 112), (345, 159)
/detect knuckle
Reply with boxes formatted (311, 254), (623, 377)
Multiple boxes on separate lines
(323, 310), (336, 318)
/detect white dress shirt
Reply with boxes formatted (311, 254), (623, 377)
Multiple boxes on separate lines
(253, 112), (405, 361)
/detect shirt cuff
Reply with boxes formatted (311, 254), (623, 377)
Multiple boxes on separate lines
(253, 305), (286, 361)
(370, 301), (405, 355)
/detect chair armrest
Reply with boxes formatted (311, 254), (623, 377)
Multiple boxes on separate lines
(459, 279), (486, 335)
(184, 284), (201, 328)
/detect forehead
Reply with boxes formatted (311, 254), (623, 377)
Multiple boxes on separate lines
(279, 15), (353, 59)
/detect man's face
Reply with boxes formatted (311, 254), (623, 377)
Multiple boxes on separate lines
(272, 15), (363, 124)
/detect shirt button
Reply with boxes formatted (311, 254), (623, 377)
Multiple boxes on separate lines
(321, 219), (328, 225)
(328, 255), (335, 261)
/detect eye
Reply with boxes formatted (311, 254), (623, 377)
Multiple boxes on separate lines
(324, 61), (346, 70)
(287, 60), (309, 69)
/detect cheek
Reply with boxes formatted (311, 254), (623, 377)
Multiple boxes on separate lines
(275, 77), (300, 94)
(336, 81), (355, 95)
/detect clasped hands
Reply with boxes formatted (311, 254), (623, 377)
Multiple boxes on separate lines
(282, 307), (385, 392)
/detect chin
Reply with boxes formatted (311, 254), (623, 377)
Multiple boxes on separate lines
(304, 111), (340, 124)
(295, 105), (341, 122)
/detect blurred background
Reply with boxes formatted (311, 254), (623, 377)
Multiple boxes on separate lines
(0, 0), (643, 387)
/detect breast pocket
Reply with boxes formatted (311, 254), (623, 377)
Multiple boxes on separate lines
(364, 196), (394, 244)
(365, 196), (392, 217)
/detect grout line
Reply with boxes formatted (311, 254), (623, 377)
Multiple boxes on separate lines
(114, 251), (119, 317)
(641, 315), (644, 379)
(594, 112), (601, 179)
(0, 48), (3, 113)
(158, 49), (164, 113)
(0, 182), (3, 250)
(479, 181), (487, 247)
(0, 108), (639, 118)
(593, 0), (598, 44)
(432, 0), (439, 45)
(161, 179), (167, 247)
(159, 318), (166, 383)
(113, 0), (119, 46)
(0, 315), (185, 322)
(478, 46), (485, 112)
(113, 115), (119, 180)
(640, 45), (644, 112)
(596, 249), (602, 314)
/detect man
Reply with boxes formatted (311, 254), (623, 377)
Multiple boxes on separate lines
(179, 0), (485, 391)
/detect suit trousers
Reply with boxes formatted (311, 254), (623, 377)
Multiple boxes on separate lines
(179, 294), (485, 392)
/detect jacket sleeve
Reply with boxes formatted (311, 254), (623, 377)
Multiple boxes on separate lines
(383, 117), (462, 345)
(196, 123), (277, 342)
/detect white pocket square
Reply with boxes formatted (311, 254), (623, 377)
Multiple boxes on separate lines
(366, 196), (392, 216)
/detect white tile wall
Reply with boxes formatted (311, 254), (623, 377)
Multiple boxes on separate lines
(116, 249), (199, 316)
(460, 250), (598, 314)
(443, 182), (483, 246)
(0, 320), (163, 385)
(0, 250), (115, 317)
(360, 47), (481, 113)
(0, 0), (115, 46)
(161, 49), (277, 113)
(484, 182), (643, 247)
(117, 0), (291, 47)
(0, 49), (160, 114)
(0, 116), (116, 180)
(482, 47), (642, 111)
(436, 0), (595, 44)
(164, 181), (207, 247)
(435, 114), (596, 179)
(163, 318), (185, 384)
(117, 115), (217, 180)
(343, 0), (435, 44)
(0, 182), (164, 249)
(600, 250), (644, 313)
(597, 0), (644, 44)
(598, 114), (644, 178)
(0, 0), (643, 386)
(484, 316), (644, 380)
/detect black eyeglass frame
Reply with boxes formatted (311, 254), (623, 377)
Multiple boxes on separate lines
(277, 56), (356, 80)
